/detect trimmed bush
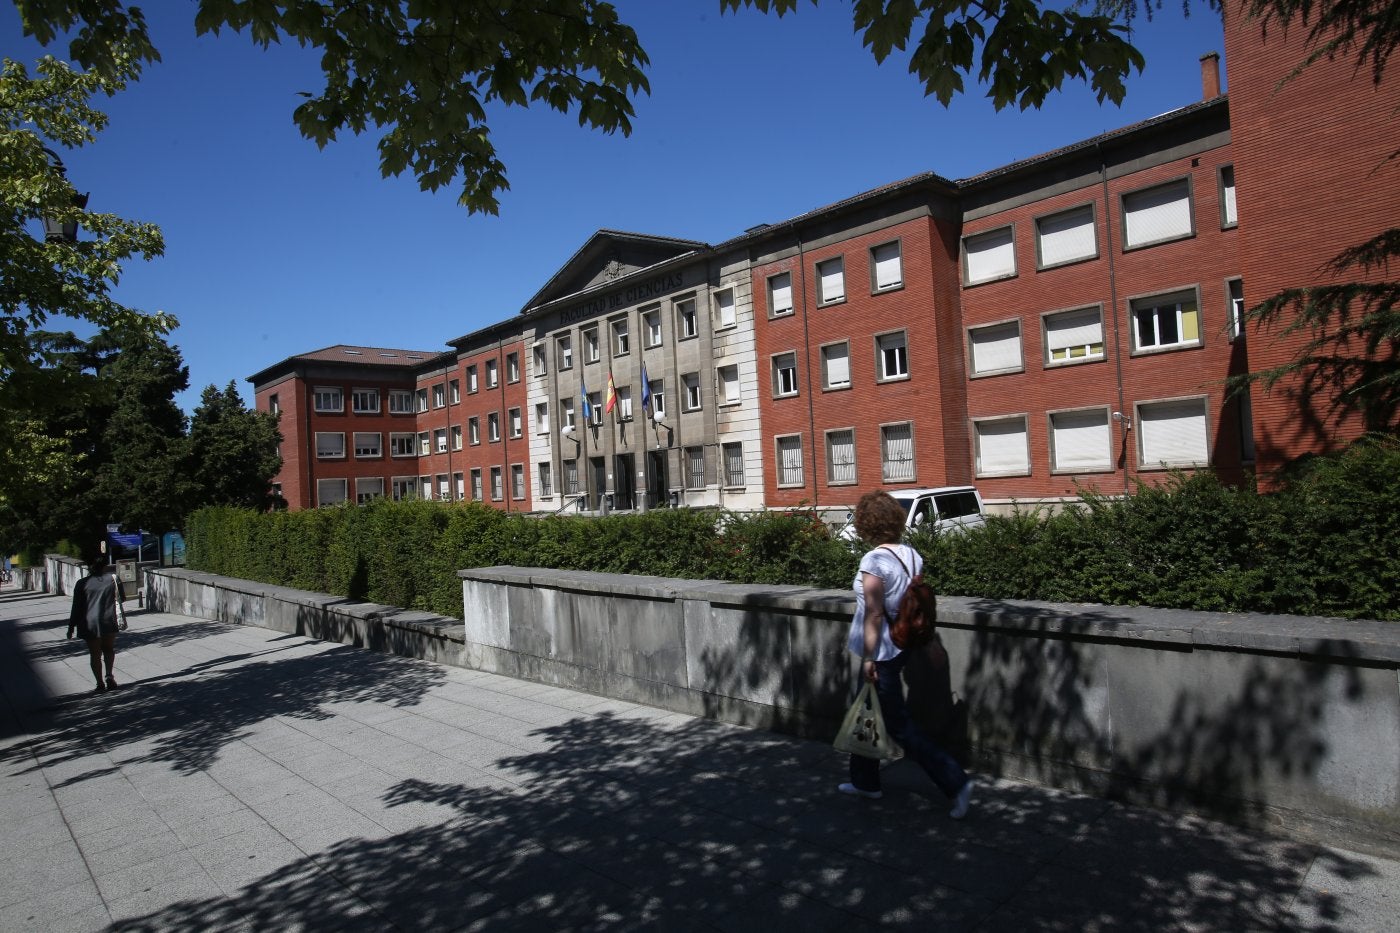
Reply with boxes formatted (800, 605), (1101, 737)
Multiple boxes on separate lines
(185, 436), (1400, 621)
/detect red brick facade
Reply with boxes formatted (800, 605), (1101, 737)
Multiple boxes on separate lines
(1223, 0), (1400, 472)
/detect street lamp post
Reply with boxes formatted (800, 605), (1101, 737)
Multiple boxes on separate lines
(39, 147), (89, 244)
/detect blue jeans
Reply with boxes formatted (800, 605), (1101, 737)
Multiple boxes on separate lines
(849, 652), (969, 799)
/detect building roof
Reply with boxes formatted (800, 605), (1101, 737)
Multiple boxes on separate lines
(247, 344), (447, 387)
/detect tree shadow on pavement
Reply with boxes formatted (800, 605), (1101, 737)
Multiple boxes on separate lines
(111, 710), (1380, 932)
(11, 640), (447, 783)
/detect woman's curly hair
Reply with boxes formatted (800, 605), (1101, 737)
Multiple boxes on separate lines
(854, 491), (905, 545)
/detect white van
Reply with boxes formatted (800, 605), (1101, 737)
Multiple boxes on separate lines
(839, 486), (987, 540)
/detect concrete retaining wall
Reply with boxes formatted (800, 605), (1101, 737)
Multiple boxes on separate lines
(46, 555), (87, 596)
(460, 566), (1400, 854)
(126, 565), (1398, 854)
(143, 569), (465, 669)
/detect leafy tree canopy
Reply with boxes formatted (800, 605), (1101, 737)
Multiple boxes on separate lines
(188, 382), (284, 511)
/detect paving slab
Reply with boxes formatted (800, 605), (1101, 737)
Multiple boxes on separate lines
(2, 585), (1398, 932)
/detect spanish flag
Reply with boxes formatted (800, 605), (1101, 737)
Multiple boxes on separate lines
(604, 371), (618, 414)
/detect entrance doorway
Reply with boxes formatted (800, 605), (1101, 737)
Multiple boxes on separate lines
(614, 453), (635, 511)
(647, 450), (669, 508)
(590, 457), (606, 511)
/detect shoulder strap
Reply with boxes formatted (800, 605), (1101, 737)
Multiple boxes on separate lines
(878, 544), (913, 581)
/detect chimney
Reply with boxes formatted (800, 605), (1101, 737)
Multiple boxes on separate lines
(1200, 51), (1221, 100)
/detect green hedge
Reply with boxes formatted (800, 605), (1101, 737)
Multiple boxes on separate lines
(186, 435), (1400, 621)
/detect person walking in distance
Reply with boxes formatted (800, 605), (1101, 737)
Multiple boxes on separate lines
(840, 491), (974, 818)
(67, 546), (127, 693)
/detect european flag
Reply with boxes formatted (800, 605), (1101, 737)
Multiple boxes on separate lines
(640, 361), (652, 411)
(580, 381), (591, 420)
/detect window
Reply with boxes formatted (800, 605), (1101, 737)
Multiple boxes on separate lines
(588, 392), (603, 426)
(416, 431), (429, 455)
(717, 364), (740, 406)
(1044, 307), (1105, 365)
(643, 306), (662, 347)
(468, 417), (480, 445)
(270, 482), (281, 500)
(1036, 204), (1097, 269)
(466, 365), (478, 393)
(722, 442), (745, 487)
(767, 272), (793, 316)
(682, 373), (701, 411)
(616, 387), (633, 421)
(316, 432), (345, 459)
(268, 394), (280, 415)
(388, 390), (412, 413)
(538, 463), (553, 497)
(880, 422), (914, 482)
(390, 432), (415, 457)
(353, 432), (381, 458)
(821, 342), (850, 389)
(313, 387), (342, 413)
(649, 380), (665, 418)
(352, 388), (379, 413)
(486, 359), (498, 388)
(963, 226), (1016, 285)
(772, 352), (799, 397)
(776, 435), (804, 487)
(508, 407), (522, 438)
(611, 317), (630, 356)
(677, 297), (699, 338)
(1123, 178), (1193, 249)
(454, 472), (465, 500)
(451, 425), (462, 450)
(391, 477), (417, 501)
(974, 416), (1030, 477)
(1050, 408), (1112, 473)
(871, 241), (902, 292)
(511, 464), (525, 500)
(583, 327), (600, 363)
(564, 459), (579, 495)
(826, 429), (856, 485)
(1220, 165), (1237, 228)
(470, 469), (483, 501)
(355, 477), (384, 504)
(317, 479), (347, 507)
(431, 428), (445, 453)
(488, 412), (500, 442)
(536, 402), (550, 434)
(968, 321), (1023, 376)
(562, 400), (576, 430)
(490, 467), (503, 501)
(714, 289), (736, 329)
(449, 380), (460, 404)
(416, 388), (429, 413)
(686, 446), (706, 489)
(435, 474), (450, 501)
(1138, 397), (1210, 468)
(532, 345), (547, 378)
(816, 257), (845, 304)
(1227, 279), (1245, 342)
(506, 352), (520, 383)
(557, 335), (573, 371)
(432, 384), (445, 408)
(876, 331), (909, 381)
(1132, 289), (1201, 352)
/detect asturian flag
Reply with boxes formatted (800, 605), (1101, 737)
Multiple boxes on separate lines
(639, 361), (652, 411)
(580, 380), (591, 421)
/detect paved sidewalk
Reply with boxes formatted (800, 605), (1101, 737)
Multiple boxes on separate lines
(2, 585), (1396, 932)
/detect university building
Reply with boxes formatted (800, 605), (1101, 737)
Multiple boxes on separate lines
(250, 21), (1398, 514)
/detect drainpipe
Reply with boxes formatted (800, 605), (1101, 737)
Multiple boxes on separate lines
(792, 226), (818, 508)
(1097, 142), (1131, 496)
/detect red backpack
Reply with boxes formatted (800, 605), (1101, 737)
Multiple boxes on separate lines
(882, 546), (937, 650)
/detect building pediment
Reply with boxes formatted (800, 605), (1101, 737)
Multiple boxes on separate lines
(522, 229), (709, 312)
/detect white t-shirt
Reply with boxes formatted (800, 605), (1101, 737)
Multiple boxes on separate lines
(846, 543), (923, 661)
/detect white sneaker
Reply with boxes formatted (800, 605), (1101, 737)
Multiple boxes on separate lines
(837, 782), (883, 800)
(949, 780), (974, 819)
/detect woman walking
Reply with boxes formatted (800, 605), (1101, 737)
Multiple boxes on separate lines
(840, 491), (974, 818)
(67, 548), (127, 693)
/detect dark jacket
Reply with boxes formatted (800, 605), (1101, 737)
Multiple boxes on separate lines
(69, 573), (123, 638)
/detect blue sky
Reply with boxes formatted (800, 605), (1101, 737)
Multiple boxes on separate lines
(4, 2), (1227, 412)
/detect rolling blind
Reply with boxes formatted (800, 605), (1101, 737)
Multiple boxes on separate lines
(1038, 206), (1096, 266)
(976, 418), (1029, 475)
(1051, 410), (1110, 471)
(1139, 399), (1209, 467)
(970, 322), (1022, 373)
